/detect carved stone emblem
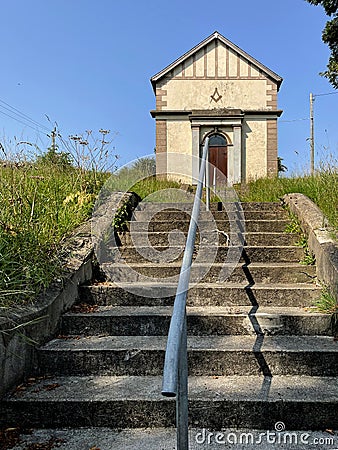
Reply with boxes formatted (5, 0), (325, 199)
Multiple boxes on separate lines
(210, 87), (222, 103)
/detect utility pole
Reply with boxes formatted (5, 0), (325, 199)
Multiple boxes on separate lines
(50, 126), (57, 152)
(310, 92), (315, 174)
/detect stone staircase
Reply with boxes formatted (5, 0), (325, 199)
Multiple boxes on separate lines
(2, 201), (338, 449)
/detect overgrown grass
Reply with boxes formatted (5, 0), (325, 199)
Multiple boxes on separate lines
(312, 286), (338, 335)
(237, 163), (338, 230)
(3, 150), (337, 309)
(312, 286), (338, 315)
(0, 155), (183, 308)
(0, 161), (108, 308)
(132, 177), (187, 201)
(102, 156), (184, 202)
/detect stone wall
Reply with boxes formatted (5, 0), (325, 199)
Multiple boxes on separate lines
(283, 193), (338, 300)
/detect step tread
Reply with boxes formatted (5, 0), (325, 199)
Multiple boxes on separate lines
(121, 231), (298, 236)
(131, 211), (289, 220)
(87, 281), (321, 290)
(65, 305), (324, 317)
(116, 245), (302, 250)
(136, 201), (283, 209)
(6, 375), (338, 402)
(41, 335), (338, 352)
(9, 427), (338, 450)
(130, 219), (290, 224)
(102, 262), (315, 268)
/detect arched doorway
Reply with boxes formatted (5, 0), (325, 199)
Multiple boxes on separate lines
(208, 133), (228, 182)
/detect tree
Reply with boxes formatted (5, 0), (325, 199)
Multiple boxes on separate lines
(277, 156), (288, 176)
(306, 0), (338, 88)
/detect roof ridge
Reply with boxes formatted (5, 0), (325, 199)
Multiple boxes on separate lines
(150, 31), (282, 90)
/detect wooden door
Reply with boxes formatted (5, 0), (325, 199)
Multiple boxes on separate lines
(209, 146), (228, 182)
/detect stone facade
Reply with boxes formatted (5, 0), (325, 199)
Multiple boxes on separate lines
(150, 31), (283, 184)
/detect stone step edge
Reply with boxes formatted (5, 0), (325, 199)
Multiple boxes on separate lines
(135, 201), (283, 209)
(5, 375), (338, 402)
(101, 262), (316, 268)
(40, 335), (337, 352)
(84, 282), (321, 289)
(129, 219), (290, 224)
(64, 305), (325, 316)
(113, 245), (303, 250)
(9, 427), (337, 450)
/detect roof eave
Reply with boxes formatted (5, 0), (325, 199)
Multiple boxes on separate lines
(150, 31), (283, 91)
(150, 31), (219, 91)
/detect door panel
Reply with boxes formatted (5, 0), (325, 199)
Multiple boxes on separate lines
(209, 146), (227, 182)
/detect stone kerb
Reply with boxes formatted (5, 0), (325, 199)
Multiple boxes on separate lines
(283, 193), (338, 300)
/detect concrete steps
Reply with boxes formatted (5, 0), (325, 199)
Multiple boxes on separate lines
(101, 262), (317, 284)
(111, 245), (304, 263)
(2, 375), (338, 430)
(9, 427), (338, 450)
(38, 335), (338, 376)
(60, 305), (332, 337)
(129, 219), (290, 233)
(81, 282), (321, 307)
(131, 209), (288, 221)
(2, 200), (337, 441)
(135, 201), (283, 212)
(118, 231), (299, 246)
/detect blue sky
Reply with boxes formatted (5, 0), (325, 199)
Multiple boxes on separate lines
(0, 0), (336, 174)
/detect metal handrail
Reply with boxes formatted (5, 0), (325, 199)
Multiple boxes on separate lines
(162, 137), (209, 450)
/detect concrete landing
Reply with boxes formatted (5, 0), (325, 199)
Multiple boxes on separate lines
(9, 427), (338, 450)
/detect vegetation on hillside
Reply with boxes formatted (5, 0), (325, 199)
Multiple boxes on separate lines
(0, 150), (181, 308)
(1, 132), (337, 310)
(0, 131), (117, 308)
(0, 160), (108, 308)
(237, 161), (338, 230)
(100, 155), (182, 201)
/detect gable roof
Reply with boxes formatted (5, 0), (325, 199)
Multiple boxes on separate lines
(150, 31), (283, 91)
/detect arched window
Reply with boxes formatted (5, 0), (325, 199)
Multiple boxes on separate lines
(209, 133), (227, 147)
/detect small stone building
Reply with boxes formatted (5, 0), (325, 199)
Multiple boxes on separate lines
(150, 31), (283, 184)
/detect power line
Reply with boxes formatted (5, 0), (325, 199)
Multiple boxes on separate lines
(0, 98), (51, 134)
(0, 98), (50, 132)
(279, 118), (309, 123)
(0, 106), (49, 135)
(313, 91), (338, 97)
(0, 108), (49, 135)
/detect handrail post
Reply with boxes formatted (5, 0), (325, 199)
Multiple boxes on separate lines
(162, 137), (209, 450)
(205, 145), (210, 211)
(177, 311), (188, 450)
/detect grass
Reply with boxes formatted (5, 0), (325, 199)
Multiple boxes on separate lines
(312, 287), (338, 315)
(0, 161), (108, 308)
(284, 215), (316, 265)
(0, 155), (182, 308)
(237, 162), (338, 230)
(311, 287), (338, 335)
(1, 150), (337, 309)
(101, 156), (185, 202)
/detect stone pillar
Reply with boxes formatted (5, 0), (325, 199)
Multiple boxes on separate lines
(156, 120), (167, 177)
(233, 125), (242, 184)
(191, 125), (200, 184)
(227, 141), (234, 185)
(267, 119), (278, 176)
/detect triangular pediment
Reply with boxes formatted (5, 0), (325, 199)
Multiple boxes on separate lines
(151, 31), (282, 90)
